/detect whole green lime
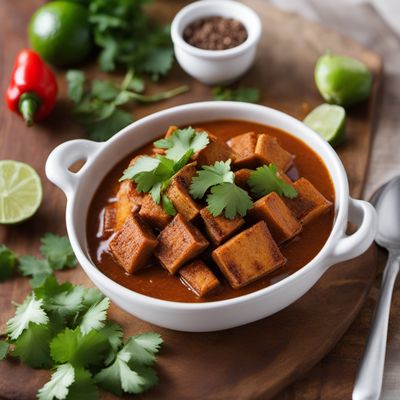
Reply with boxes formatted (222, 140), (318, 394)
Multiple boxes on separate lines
(28, 1), (93, 67)
(314, 53), (372, 107)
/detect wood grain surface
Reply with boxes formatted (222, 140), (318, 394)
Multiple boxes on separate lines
(0, 0), (384, 399)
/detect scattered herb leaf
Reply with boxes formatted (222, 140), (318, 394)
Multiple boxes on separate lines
(37, 363), (75, 400)
(0, 341), (9, 361)
(212, 86), (261, 103)
(67, 70), (188, 141)
(248, 164), (298, 199)
(40, 233), (77, 270)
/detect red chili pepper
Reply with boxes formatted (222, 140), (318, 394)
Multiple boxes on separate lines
(5, 49), (58, 126)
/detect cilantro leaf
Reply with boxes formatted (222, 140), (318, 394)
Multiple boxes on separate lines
(0, 340), (9, 361)
(212, 86), (261, 103)
(154, 127), (209, 161)
(19, 256), (53, 288)
(50, 328), (109, 368)
(43, 285), (85, 320)
(207, 182), (253, 220)
(100, 322), (123, 353)
(91, 79), (119, 101)
(37, 363), (75, 400)
(66, 367), (98, 400)
(161, 194), (176, 216)
(140, 48), (174, 79)
(190, 160), (235, 199)
(40, 234), (77, 270)
(79, 297), (110, 335)
(95, 349), (146, 396)
(66, 70), (86, 103)
(0, 245), (17, 281)
(120, 156), (160, 181)
(7, 294), (48, 340)
(124, 332), (163, 365)
(12, 323), (52, 368)
(82, 287), (104, 309)
(248, 164), (298, 199)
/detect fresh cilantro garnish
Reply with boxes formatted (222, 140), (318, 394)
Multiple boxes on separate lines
(0, 233), (77, 286)
(37, 363), (75, 400)
(0, 245), (17, 281)
(40, 233), (77, 270)
(82, 0), (174, 78)
(207, 183), (254, 220)
(120, 147), (196, 215)
(212, 86), (261, 103)
(154, 127), (209, 161)
(13, 323), (52, 368)
(1, 273), (163, 399)
(7, 294), (48, 340)
(95, 333), (162, 396)
(67, 69), (188, 142)
(189, 160), (253, 219)
(190, 160), (235, 199)
(248, 164), (298, 199)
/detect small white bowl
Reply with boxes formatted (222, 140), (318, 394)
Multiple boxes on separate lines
(46, 102), (377, 332)
(171, 0), (262, 85)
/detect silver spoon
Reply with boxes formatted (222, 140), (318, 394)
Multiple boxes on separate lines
(353, 176), (400, 400)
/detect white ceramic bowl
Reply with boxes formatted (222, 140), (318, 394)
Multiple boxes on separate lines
(171, 0), (262, 85)
(46, 102), (377, 332)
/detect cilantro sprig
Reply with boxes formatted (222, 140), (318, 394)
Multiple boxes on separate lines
(190, 160), (253, 220)
(0, 233), (76, 287)
(121, 127), (210, 215)
(154, 127), (209, 161)
(67, 70), (189, 142)
(248, 164), (298, 199)
(1, 275), (163, 399)
(212, 86), (261, 103)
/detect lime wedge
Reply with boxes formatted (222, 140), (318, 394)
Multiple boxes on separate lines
(303, 103), (346, 147)
(0, 160), (42, 224)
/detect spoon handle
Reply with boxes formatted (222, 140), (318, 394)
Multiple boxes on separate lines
(352, 252), (400, 400)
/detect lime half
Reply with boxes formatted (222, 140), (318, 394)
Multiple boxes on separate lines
(0, 161), (43, 224)
(303, 103), (346, 146)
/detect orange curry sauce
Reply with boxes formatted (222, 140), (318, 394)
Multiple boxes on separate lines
(86, 120), (335, 303)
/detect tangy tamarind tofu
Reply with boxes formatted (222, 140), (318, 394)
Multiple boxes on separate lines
(234, 168), (252, 190)
(155, 214), (209, 274)
(229, 132), (258, 168)
(212, 221), (286, 289)
(109, 213), (158, 274)
(179, 259), (220, 297)
(139, 194), (173, 230)
(115, 180), (144, 230)
(248, 192), (302, 244)
(200, 208), (245, 245)
(283, 178), (333, 225)
(194, 133), (234, 166)
(102, 205), (117, 239)
(255, 134), (294, 172)
(166, 163), (201, 221)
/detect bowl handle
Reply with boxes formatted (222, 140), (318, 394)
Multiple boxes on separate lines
(328, 198), (377, 264)
(46, 139), (103, 197)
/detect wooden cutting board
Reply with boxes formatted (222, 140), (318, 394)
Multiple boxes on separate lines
(0, 0), (382, 399)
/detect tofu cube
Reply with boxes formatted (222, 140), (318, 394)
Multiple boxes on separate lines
(248, 192), (302, 244)
(283, 178), (333, 224)
(229, 132), (258, 168)
(200, 207), (245, 245)
(115, 181), (141, 231)
(179, 259), (220, 297)
(102, 205), (116, 239)
(255, 134), (294, 172)
(212, 221), (286, 289)
(155, 214), (209, 274)
(166, 163), (201, 221)
(234, 168), (252, 190)
(195, 133), (234, 166)
(139, 194), (173, 230)
(109, 214), (158, 274)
